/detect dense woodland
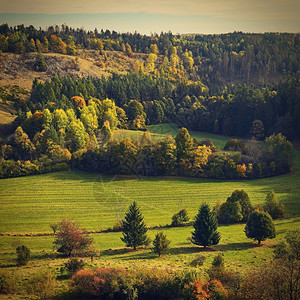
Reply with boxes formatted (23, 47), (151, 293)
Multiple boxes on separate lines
(0, 24), (298, 179)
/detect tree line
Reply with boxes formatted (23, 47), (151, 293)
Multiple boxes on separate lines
(13, 72), (299, 140)
(0, 24), (299, 88)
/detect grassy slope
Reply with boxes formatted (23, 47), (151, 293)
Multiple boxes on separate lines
(112, 123), (230, 149)
(0, 132), (299, 296)
(0, 150), (299, 234)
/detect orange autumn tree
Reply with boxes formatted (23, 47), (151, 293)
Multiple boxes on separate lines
(53, 219), (93, 257)
(71, 96), (86, 109)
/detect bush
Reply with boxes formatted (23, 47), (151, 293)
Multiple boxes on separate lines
(70, 267), (134, 299)
(190, 255), (206, 267)
(171, 208), (190, 227)
(224, 139), (245, 151)
(112, 220), (123, 232)
(185, 279), (228, 300)
(63, 258), (85, 276)
(26, 270), (56, 300)
(16, 245), (30, 266)
(263, 190), (285, 219)
(0, 273), (16, 294)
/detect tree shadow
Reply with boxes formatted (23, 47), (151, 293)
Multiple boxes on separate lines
(101, 247), (137, 257)
(169, 246), (217, 255)
(216, 242), (258, 252)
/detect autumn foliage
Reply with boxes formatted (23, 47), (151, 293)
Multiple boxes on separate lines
(71, 96), (86, 108)
(53, 219), (93, 257)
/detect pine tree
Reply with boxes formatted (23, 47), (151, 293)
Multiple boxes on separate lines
(152, 232), (171, 257)
(192, 203), (221, 248)
(121, 202), (148, 250)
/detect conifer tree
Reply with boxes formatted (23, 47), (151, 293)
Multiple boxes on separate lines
(121, 202), (148, 250)
(192, 203), (221, 248)
(152, 232), (171, 257)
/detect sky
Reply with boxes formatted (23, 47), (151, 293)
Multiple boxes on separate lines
(0, 0), (299, 34)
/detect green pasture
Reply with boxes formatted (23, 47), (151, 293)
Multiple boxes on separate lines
(0, 151), (299, 234)
(112, 123), (230, 149)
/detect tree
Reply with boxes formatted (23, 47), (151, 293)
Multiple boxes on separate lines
(99, 120), (112, 145)
(175, 127), (193, 161)
(121, 202), (149, 250)
(273, 228), (300, 300)
(34, 52), (47, 71)
(227, 190), (252, 221)
(171, 209), (189, 227)
(16, 245), (30, 266)
(192, 203), (220, 248)
(265, 133), (295, 174)
(263, 190), (285, 219)
(218, 190), (252, 224)
(245, 210), (276, 244)
(152, 232), (171, 257)
(250, 120), (265, 140)
(50, 223), (58, 234)
(53, 219), (93, 257)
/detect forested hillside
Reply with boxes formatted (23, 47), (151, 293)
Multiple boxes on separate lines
(0, 24), (298, 179)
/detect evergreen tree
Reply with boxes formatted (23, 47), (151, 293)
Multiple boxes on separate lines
(121, 202), (149, 250)
(175, 127), (193, 161)
(34, 52), (47, 71)
(245, 210), (276, 244)
(152, 232), (171, 257)
(192, 203), (221, 248)
(263, 190), (285, 219)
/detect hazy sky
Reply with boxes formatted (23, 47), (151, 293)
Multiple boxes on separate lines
(0, 0), (299, 34)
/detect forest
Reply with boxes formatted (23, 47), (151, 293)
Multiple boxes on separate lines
(0, 24), (298, 180)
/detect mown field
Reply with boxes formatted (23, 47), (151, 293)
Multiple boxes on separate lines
(0, 129), (299, 299)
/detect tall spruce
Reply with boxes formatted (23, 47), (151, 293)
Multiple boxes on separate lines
(121, 201), (148, 250)
(192, 203), (221, 248)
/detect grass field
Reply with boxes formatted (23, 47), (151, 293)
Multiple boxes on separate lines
(0, 150), (299, 234)
(112, 123), (231, 149)
(0, 130), (299, 298)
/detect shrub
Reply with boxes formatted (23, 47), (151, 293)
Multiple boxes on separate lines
(263, 190), (285, 219)
(224, 139), (245, 151)
(16, 245), (30, 266)
(185, 279), (228, 300)
(63, 258), (85, 276)
(171, 208), (190, 227)
(190, 255), (206, 267)
(26, 270), (56, 300)
(70, 267), (134, 299)
(0, 273), (16, 294)
(112, 220), (123, 232)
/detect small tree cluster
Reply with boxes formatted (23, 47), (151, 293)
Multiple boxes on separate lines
(217, 190), (253, 224)
(171, 208), (190, 227)
(263, 190), (285, 219)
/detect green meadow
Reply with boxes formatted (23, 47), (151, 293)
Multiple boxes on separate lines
(0, 129), (299, 296)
